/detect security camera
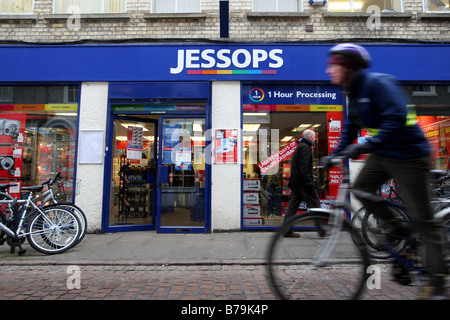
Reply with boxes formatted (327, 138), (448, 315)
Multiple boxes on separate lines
(309, 0), (327, 5)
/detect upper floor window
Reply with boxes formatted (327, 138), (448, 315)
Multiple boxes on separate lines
(153, 0), (201, 13)
(328, 0), (402, 12)
(253, 0), (301, 12)
(53, 0), (126, 14)
(0, 0), (34, 14)
(424, 0), (449, 11)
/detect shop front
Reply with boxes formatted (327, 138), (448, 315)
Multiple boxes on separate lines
(240, 84), (344, 228)
(0, 44), (448, 233)
(103, 82), (211, 233)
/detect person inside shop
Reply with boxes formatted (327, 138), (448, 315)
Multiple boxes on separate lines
(284, 129), (325, 238)
(325, 43), (448, 300)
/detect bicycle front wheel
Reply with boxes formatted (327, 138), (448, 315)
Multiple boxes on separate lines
(267, 211), (370, 300)
(26, 207), (81, 255)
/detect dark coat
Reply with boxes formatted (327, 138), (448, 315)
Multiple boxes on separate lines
(288, 138), (314, 189)
(334, 70), (430, 160)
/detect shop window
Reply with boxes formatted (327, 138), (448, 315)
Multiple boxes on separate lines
(242, 84), (343, 227)
(0, 85), (79, 202)
(403, 84), (450, 173)
(153, 0), (201, 13)
(412, 85), (437, 96)
(0, 87), (13, 103)
(0, 0), (34, 14)
(253, 0), (301, 12)
(425, 0), (449, 11)
(54, 0), (126, 14)
(328, 0), (402, 12)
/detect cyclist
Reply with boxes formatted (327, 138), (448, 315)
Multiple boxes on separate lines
(326, 43), (448, 299)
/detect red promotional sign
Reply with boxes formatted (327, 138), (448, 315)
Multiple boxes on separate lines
(257, 139), (298, 174)
(327, 112), (343, 197)
(215, 129), (238, 163)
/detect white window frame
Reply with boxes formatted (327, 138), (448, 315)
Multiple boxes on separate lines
(53, 0), (127, 14)
(423, 0), (450, 12)
(152, 0), (202, 13)
(0, 87), (14, 103)
(252, 0), (302, 12)
(0, 0), (34, 14)
(328, 0), (403, 12)
(412, 85), (438, 96)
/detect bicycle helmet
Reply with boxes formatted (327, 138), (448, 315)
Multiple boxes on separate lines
(328, 43), (371, 69)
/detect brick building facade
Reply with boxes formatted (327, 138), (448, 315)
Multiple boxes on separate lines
(0, 1), (449, 233)
(0, 0), (448, 43)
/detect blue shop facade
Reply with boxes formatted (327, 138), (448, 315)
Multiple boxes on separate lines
(0, 43), (448, 233)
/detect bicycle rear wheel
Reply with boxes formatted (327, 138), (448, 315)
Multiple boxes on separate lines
(357, 206), (409, 259)
(267, 211), (370, 300)
(44, 203), (87, 244)
(26, 206), (81, 255)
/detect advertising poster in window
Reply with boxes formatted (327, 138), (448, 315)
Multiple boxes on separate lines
(163, 123), (181, 164)
(0, 146), (23, 179)
(215, 129), (238, 163)
(126, 126), (143, 163)
(327, 112), (343, 197)
(0, 113), (26, 145)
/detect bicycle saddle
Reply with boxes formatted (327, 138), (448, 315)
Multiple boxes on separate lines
(21, 185), (44, 192)
(0, 183), (18, 192)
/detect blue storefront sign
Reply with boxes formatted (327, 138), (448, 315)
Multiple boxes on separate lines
(0, 44), (449, 82)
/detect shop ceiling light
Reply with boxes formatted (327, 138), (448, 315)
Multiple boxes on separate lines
(292, 124), (312, 132)
(281, 136), (294, 142)
(244, 112), (268, 116)
(243, 124), (261, 132)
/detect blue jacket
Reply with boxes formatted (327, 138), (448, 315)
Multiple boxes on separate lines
(334, 70), (430, 160)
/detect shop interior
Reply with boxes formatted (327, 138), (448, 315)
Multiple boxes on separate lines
(242, 111), (330, 226)
(108, 112), (207, 231)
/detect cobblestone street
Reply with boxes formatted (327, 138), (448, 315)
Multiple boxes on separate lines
(0, 263), (422, 301)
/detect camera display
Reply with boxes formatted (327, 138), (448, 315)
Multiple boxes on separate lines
(0, 119), (21, 140)
(0, 156), (14, 171)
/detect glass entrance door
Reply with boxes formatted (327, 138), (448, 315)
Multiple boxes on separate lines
(157, 117), (207, 233)
(108, 117), (157, 230)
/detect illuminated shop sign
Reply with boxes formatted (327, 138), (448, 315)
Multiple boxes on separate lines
(170, 48), (284, 75)
(0, 44), (449, 82)
(243, 85), (343, 112)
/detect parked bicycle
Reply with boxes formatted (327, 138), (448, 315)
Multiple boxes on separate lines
(266, 155), (450, 300)
(0, 172), (87, 247)
(0, 184), (82, 255)
(352, 171), (450, 259)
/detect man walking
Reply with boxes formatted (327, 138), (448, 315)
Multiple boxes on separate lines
(284, 129), (324, 237)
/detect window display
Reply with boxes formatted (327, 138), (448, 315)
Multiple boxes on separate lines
(242, 83), (450, 228)
(242, 84), (343, 227)
(0, 85), (79, 201)
(405, 85), (450, 172)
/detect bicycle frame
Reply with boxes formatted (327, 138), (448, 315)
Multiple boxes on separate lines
(0, 190), (58, 239)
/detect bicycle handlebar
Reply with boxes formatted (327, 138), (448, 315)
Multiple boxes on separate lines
(40, 172), (63, 187)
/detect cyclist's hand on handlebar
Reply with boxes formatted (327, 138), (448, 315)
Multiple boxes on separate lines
(340, 143), (373, 159)
(319, 156), (335, 169)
